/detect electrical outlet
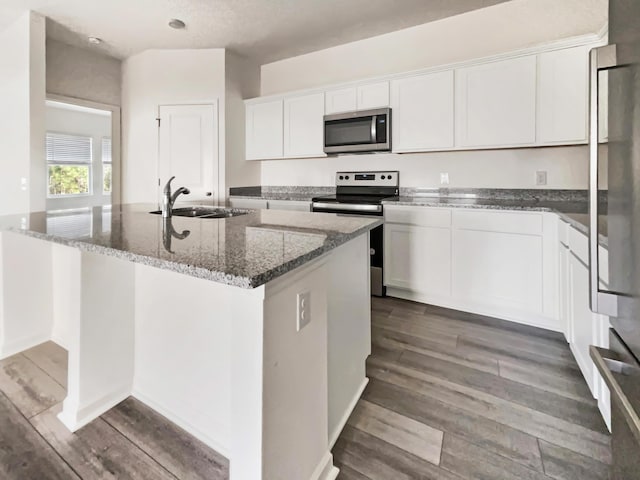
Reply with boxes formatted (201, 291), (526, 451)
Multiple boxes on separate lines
(20, 177), (27, 191)
(536, 171), (547, 186)
(296, 291), (311, 331)
(440, 172), (450, 185)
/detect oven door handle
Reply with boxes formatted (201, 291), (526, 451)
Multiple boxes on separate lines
(590, 345), (640, 444)
(312, 202), (382, 214)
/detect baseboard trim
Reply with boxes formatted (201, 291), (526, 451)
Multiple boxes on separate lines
(386, 288), (561, 332)
(310, 451), (339, 480)
(329, 377), (369, 449)
(132, 389), (230, 459)
(0, 332), (50, 360)
(58, 384), (131, 432)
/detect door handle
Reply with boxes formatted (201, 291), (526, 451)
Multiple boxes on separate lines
(371, 115), (377, 143)
(590, 344), (640, 444)
(588, 45), (618, 316)
(206, 192), (212, 197)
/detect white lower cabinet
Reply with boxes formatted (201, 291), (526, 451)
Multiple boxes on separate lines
(385, 206), (557, 330)
(385, 223), (451, 297)
(560, 220), (611, 429)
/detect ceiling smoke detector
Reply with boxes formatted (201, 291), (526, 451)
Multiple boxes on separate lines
(88, 36), (102, 45)
(168, 19), (186, 30)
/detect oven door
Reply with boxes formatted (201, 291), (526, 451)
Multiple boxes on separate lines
(324, 108), (391, 154)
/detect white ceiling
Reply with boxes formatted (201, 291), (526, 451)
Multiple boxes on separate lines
(0, 0), (514, 63)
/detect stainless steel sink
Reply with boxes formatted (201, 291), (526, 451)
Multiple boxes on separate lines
(149, 207), (251, 218)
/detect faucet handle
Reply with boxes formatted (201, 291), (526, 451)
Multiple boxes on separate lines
(164, 176), (176, 194)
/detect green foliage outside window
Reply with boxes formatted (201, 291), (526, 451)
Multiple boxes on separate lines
(103, 164), (112, 193)
(48, 165), (90, 195)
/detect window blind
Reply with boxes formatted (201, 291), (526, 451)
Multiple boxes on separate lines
(102, 137), (112, 163)
(46, 133), (92, 163)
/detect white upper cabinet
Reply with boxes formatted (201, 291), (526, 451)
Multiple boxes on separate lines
(357, 81), (389, 110)
(537, 46), (589, 144)
(246, 100), (283, 160)
(325, 81), (390, 114)
(391, 71), (455, 151)
(456, 56), (537, 148)
(325, 87), (357, 114)
(283, 93), (326, 158)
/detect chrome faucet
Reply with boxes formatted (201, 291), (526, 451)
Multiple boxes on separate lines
(162, 176), (191, 218)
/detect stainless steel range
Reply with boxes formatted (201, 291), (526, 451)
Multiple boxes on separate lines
(311, 171), (399, 297)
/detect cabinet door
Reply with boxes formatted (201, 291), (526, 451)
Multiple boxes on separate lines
(283, 93), (326, 158)
(568, 253), (598, 394)
(325, 87), (357, 114)
(245, 100), (283, 160)
(452, 228), (543, 313)
(391, 71), (454, 151)
(357, 81), (389, 110)
(456, 56), (537, 147)
(384, 223), (451, 297)
(537, 46), (589, 144)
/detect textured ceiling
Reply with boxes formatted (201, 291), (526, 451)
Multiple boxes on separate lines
(0, 0), (514, 63)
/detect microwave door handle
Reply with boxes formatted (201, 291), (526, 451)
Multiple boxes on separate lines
(371, 115), (377, 143)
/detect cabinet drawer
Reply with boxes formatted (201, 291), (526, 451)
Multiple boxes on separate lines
(453, 210), (542, 235)
(384, 206), (451, 228)
(229, 198), (268, 209)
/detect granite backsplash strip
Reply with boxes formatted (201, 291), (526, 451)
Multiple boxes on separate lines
(228, 186), (335, 201)
(230, 186), (606, 203)
(398, 188), (602, 202)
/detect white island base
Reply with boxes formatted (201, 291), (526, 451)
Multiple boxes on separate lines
(0, 232), (371, 480)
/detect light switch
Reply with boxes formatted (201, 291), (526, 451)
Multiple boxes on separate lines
(296, 291), (311, 331)
(440, 172), (449, 185)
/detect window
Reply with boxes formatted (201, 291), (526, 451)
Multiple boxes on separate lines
(46, 133), (92, 196)
(102, 137), (112, 194)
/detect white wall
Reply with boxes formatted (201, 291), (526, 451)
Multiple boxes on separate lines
(45, 103), (112, 210)
(121, 49), (226, 204)
(258, 0), (607, 189)
(225, 52), (261, 191)
(46, 39), (122, 106)
(261, 0), (607, 95)
(261, 147), (591, 189)
(0, 11), (47, 215)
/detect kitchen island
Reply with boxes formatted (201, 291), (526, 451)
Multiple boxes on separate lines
(0, 204), (380, 480)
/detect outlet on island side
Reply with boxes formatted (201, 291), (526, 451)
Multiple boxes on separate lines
(296, 291), (311, 332)
(440, 172), (450, 185)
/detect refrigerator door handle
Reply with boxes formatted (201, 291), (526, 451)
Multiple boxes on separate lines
(589, 45), (619, 317)
(590, 345), (640, 444)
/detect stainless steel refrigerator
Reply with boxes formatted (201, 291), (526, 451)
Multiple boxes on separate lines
(589, 1), (640, 478)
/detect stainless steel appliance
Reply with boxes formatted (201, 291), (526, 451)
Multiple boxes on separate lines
(311, 171), (399, 296)
(323, 108), (391, 154)
(588, 2), (640, 477)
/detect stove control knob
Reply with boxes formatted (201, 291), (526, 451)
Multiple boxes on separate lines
(381, 175), (386, 180)
(339, 175), (344, 180)
(387, 174), (393, 179)
(345, 175), (350, 180)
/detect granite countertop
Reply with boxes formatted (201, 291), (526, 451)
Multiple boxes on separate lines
(0, 204), (381, 289)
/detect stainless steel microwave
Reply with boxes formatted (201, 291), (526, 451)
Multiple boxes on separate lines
(323, 108), (391, 154)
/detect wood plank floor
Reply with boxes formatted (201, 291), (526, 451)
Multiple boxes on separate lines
(0, 342), (229, 479)
(0, 297), (611, 479)
(333, 297), (612, 480)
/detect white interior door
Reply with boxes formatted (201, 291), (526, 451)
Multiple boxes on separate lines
(158, 104), (218, 205)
